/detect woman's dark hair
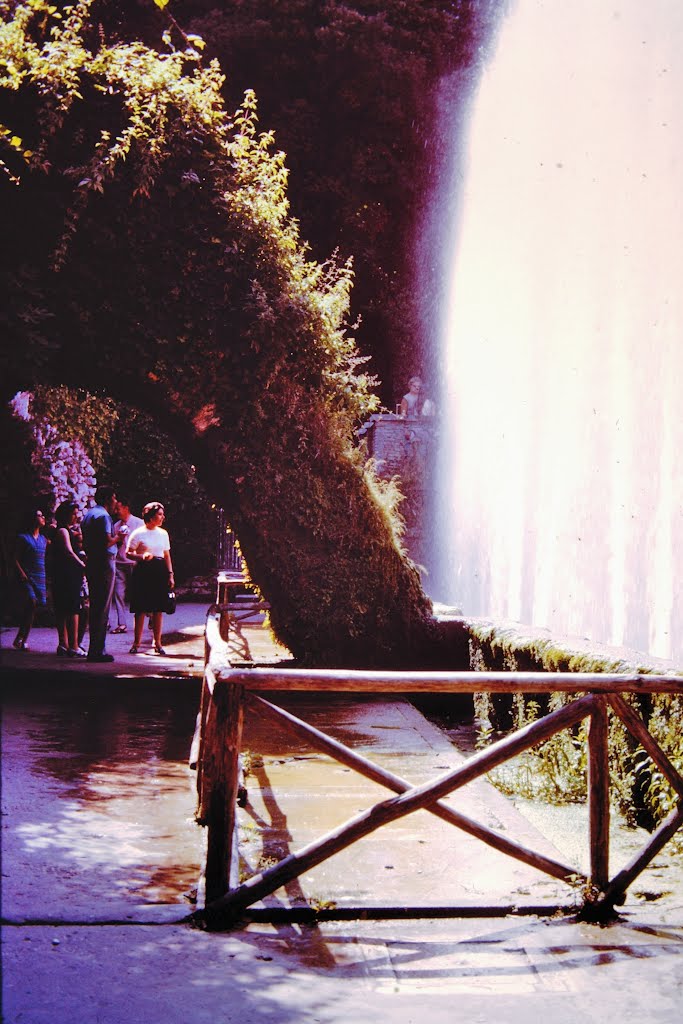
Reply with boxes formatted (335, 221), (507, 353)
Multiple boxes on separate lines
(24, 507), (47, 530)
(55, 500), (79, 528)
(142, 501), (165, 524)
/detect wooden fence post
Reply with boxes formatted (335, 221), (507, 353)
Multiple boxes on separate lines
(588, 695), (610, 891)
(202, 677), (245, 905)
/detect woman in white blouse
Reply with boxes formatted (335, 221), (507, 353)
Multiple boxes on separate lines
(125, 501), (175, 655)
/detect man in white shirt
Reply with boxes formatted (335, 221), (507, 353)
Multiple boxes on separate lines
(109, 499), (144, 634)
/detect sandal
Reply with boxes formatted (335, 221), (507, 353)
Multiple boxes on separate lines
(153, 645), (167, 656)
(111, 625), (127, 634)
(13, 636), (27, 650)
(129, 644), (139, 654)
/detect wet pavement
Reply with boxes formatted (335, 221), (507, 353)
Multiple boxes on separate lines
(1, 677), (204, 921)
(2, 607), (683, 1022)
(237, 693), (576, 913)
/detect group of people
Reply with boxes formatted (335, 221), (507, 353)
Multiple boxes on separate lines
(12, 486), (175, 663)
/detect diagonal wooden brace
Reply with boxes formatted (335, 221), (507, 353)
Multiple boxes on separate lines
(605, 693), (683, 800)
(249, 692), (581, 884)
(597, 803), (683, 913)
(204, 692), (596, 925)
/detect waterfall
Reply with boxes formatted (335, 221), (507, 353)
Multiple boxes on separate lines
(430, 0), (683, 661)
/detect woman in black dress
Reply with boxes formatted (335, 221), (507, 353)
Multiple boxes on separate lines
(125, 501), (175, 655)
(52, 500), (87, 657)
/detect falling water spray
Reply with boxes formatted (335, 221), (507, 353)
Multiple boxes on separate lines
(425, 0), (683, 661)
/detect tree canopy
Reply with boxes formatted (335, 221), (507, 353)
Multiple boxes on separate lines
(171, 0), (492, 396)
(0, 0), (437, 664)
(71, 0), (501, 400)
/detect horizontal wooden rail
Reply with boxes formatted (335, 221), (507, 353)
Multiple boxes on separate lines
(215, 666), (683, 694)
(204, 612), (683, 697)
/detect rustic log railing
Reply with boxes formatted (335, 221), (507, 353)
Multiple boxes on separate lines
(194, 608), (683, 929)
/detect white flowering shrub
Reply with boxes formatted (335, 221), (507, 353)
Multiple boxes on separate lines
(10, 392), (97, 510)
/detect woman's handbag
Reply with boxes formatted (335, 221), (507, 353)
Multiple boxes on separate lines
(165, 590), (177, 615)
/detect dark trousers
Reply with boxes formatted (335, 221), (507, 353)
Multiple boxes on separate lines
(86, 560), (116, 656)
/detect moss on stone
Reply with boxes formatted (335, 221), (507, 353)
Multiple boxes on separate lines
(463, 616), (682, 829)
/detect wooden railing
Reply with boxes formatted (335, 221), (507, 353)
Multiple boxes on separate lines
(194, 609), (683, 929)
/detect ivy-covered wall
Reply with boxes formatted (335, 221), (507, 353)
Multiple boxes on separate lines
(88, 0), (503, 403)
(456, 615), (683, 833)
(465, 617), (679, 676)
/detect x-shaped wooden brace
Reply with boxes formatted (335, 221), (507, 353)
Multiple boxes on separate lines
(203, 690), (683, 927)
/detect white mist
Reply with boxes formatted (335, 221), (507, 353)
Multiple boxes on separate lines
(432, 0), (683, 661)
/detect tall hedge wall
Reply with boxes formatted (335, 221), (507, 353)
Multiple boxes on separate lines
(0, 0), (434, 665)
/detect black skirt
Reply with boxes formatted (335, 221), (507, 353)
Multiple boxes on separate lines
(52, 565), (83, 615)
(129, 558), (169, 614)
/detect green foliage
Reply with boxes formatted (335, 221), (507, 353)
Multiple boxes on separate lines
(110, 0), (503, 399)
(476, 692), (589, 805)
(0, 0), (433, 664)
(30, 385), (118, 470)
(469, 620), (683, 831)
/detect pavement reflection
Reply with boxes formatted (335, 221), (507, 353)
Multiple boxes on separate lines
(2, 676), (203, 918)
